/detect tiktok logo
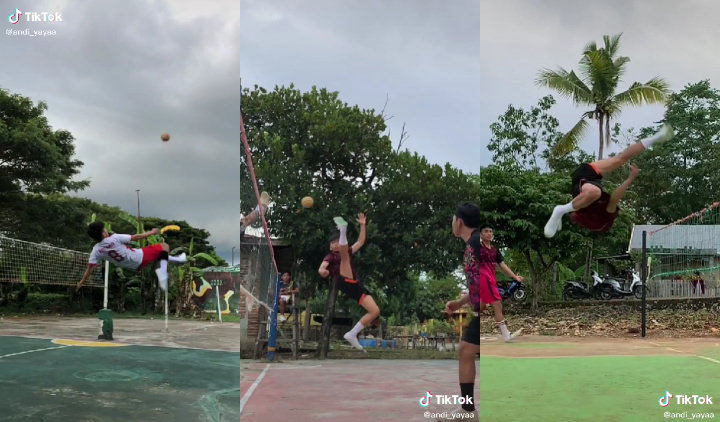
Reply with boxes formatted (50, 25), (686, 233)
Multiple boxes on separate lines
(659, 391), (673, 407)
(419, 391), (434, 407)
(8, 8), (22, 24)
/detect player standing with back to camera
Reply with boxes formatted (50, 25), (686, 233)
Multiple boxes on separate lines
(544, 124), (674, 237)
(438, 203), (523, 421)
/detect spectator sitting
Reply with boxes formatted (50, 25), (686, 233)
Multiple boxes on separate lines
(278, 272), (299, 322)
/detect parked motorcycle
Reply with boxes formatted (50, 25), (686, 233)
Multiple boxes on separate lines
(497, 279), (528, 302)
(599, 268), (648, 300)
(562, 272), (603, 301)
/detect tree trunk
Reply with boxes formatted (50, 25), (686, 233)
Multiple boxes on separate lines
(583, 238), (594, 283)
(597, 115), (605, 160)
(604, 116), (611, 157)
(316, 280), (339, 359)
(523, 251), (540, 311)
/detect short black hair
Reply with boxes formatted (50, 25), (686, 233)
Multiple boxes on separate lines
(329, 232), (340, 242)
(87, 222), (106, 242)
(480, 223), (492, 231)
(455, 203), (481, 229)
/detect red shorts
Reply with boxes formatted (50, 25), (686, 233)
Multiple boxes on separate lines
(479, 278), (501, 305)
(571, 196), (618, 232)
(139, 244), (164, 269)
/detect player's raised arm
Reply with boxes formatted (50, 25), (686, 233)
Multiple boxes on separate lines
(351, 213), (367, 253)
(129, 228), (159, 242)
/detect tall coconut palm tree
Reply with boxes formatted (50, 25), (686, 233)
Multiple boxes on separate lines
(536, 33), (670, 159)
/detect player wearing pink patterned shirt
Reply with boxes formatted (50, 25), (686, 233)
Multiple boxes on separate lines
(438, 203), (522, 422)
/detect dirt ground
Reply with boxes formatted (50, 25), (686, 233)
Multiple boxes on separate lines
(480, 333), (720, 358)
(0, 315), (241, 352)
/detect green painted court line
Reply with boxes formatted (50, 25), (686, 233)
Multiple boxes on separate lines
(479, 356), (720, 422)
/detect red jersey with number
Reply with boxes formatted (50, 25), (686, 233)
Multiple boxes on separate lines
(571, 192), (618, 232)
(88, 234), (143, 270)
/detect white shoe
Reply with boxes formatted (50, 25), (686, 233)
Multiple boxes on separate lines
(544, 206), (563, 238)
(654, 124), (674, 144)
(260, 191), (271, 206)
(436, 406), (478, 421)
(156, 269), (168, 291)
(504, 328), (523, 343)
(170, 253), (187, 264)
(279, 314), (286, 322)
(333, 216), (348, 229)
(343, 332), (364, 350)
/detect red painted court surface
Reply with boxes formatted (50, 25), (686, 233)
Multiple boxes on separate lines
(240, 359), (463, 421)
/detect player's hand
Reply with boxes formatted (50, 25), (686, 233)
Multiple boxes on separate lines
(513, 275), (524, 282)
(150, 228), (159, 235)
(319, 269), (329, 278)
(357, 213), (366, 225)
(629, 165), (640, 177)
(444, 300), (462, 314)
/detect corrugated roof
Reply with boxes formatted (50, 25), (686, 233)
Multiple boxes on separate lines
(627, 224), (720, 254)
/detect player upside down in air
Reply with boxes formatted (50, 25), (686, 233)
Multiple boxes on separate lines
(318, 213), (381, 351)
(544, 124), (674, 237)
(76, 222), (187, 292)
(438, 204), (523, 421)
(240, 191), (270, 238)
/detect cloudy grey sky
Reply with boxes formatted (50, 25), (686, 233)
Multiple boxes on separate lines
(480, 0), (720, 160)
(240, 0), (482, 175)
(1, 0), (240, 263)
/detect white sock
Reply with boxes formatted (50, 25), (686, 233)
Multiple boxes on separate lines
(497, 321), (510, 337)
(349, 321), (364, 336)
(160, 260), (168, 274)
(556, 202), (576, 215)
(255, 205), (261, 213)
(338, 225), (348, 246)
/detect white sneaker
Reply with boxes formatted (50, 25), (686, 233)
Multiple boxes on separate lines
(544, 206), (563, 238)
(655, 124), (674, 144)
(343, 332), (364, 350)
(156, 269), (168, 291)
(279, 314), (286, 322)
(504, 328), (523, 343)
(436, 406), (478, 421)
(260, 191), (271, 206)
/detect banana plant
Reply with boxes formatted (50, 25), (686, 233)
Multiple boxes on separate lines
(170, 236), (217, 314)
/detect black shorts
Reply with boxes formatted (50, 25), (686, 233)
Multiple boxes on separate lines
(337, 277), (371, 304)
(572, 163), (604, 197)
(462, 315), (481, 345)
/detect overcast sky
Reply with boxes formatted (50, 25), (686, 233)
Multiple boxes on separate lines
(480, 0), (720, 159)
(1, 0), (240, 263)
(240, 0), (482, 175)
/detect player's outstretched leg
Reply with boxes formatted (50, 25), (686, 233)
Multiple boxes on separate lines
(154, 243), (172, 291)
(544, 124), (674, 238)
(333, 217), (380, 351)
(241, 192), (271, 238)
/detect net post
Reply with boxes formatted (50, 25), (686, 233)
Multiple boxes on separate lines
(215, 285), (223, 323)
(641, 230), (647, 338)
(164, 288), (169, 333)
(266, 274), (282, 362)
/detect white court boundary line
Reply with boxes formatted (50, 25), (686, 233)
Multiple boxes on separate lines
(649, 342), (720, 364)
(0, 345), (68, 359)
(240, 363), (270, 414)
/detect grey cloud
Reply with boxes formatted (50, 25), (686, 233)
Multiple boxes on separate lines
(0, 0), (240, 262)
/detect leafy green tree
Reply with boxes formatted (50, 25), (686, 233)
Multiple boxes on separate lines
(241, 84), (474, 356)
(0, 88), (89, 235)
(536, 33), (670, 159)
(629, 80), (720, 223)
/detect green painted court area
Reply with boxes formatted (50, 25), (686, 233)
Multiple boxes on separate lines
(479, 354), (720, 421)
(0, 335), (240, 422)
